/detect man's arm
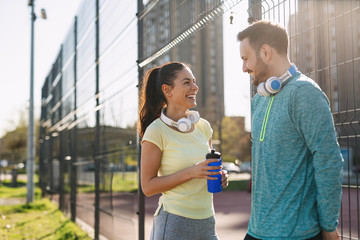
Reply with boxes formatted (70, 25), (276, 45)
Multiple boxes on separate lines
(291, 83), (343, 231)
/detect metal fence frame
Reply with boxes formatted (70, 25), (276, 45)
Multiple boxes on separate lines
(39, 0), (359, 239)
(247, 1), (359, 239)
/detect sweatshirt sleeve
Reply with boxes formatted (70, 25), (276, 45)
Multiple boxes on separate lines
(291, 83), (343, 231)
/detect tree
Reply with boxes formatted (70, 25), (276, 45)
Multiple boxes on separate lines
(0, 109), (40, 167)
(214, 116), (251, 163)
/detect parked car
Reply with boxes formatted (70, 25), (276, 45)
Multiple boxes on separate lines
(239, 162), (251, 173)
(222, 162), (241, 174)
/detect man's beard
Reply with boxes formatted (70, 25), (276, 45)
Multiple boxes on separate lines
(252, 57), (270, 87)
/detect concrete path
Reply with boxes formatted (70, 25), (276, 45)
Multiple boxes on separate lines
(143, 190), (251, 239)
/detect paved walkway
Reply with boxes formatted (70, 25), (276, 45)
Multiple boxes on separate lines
(143, 190), (251, 240)
(70, 190), (251, 240)
(141, 174), (252, 239)
(0, 198), (26, 206)
(0, 174), (27, 206)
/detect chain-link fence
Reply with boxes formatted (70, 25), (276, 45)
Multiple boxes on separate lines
(251, 1), (360, 239)
(39, 0), (359, 239)
(247, 1), (360, 239)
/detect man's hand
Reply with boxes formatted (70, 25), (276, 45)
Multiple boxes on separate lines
(322, 229), (340, 240)
(221, 170), (229, 188)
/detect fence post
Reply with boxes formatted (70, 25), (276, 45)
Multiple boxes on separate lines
(247, 0), (262, 100)
(94, 0), (101, 239)
(248, 0), (262, 24)
(137, 0), (145, 239)
(59, 131), (64, 210)
(70, 16), (78, 223)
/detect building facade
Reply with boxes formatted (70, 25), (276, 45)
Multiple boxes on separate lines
(288, 0), (360, 175)
(141, 0), (225, 127)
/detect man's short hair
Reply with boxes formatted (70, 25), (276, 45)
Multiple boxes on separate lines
(237, 20), (288, 55)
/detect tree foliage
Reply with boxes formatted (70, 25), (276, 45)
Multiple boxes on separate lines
(214, 116), (251, 163)
(0, 110), (40, 166)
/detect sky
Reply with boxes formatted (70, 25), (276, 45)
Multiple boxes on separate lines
(223, 1), (251, 129)
(0, 0), (250, 138)
(0, 0), (83, 137)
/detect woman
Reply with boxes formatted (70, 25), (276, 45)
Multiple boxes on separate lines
(139, 61), (228, 240)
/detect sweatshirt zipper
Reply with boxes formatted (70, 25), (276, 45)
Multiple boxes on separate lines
(259, 96), (274, 142)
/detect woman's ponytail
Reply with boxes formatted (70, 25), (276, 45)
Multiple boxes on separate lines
(139, 67), (166, 138)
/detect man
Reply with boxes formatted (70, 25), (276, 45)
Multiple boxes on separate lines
(238, 20), (343, 240)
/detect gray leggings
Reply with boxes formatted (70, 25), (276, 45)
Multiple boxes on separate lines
(150, 207), (218, 240)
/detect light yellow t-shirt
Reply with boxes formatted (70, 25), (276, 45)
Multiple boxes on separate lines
(142, 117), (214, 219)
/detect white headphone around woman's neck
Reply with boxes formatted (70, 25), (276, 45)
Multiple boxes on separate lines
(160, 108), (200, 132)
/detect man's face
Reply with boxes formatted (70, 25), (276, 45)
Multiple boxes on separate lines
(240, 38), (270, 87)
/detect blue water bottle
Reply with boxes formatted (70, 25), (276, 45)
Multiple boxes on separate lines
(207, 149), (222, 193)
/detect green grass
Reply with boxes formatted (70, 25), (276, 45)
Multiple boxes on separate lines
(77, 172), (138, 193)
(110, 173), (138, 192)
(0, 178), (91, 240)
(0, 180), (41, 199)
(0, 199), (91, 239)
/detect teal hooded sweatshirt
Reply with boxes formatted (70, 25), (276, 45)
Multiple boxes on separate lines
(248, 72), (343, 239)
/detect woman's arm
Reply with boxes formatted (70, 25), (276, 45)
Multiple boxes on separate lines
(141, 141), (220, 196)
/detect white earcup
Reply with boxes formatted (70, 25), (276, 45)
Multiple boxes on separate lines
(257, 82), (271, 97)
(265, 77), (282, 93)
(187, 110), (200, 124)
(177, 118), (192, 132)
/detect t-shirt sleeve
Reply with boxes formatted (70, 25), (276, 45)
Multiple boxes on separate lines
(198, 118), (213, 140)
(142, 122), (163, 151)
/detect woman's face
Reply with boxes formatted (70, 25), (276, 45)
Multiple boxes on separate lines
(166, 67), (199, 110)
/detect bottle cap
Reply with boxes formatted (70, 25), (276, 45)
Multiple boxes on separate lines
(206, 149), (221, 159)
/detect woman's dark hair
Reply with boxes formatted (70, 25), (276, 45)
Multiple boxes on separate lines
(139, 61), (188, 138)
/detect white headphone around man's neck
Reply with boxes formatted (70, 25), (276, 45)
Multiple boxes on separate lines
(257, 64), (298, 97)
(160, 108), (200, 132)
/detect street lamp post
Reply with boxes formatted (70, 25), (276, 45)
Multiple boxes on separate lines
(26, 0), (36, 204)
(27, 0), (46, 204)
